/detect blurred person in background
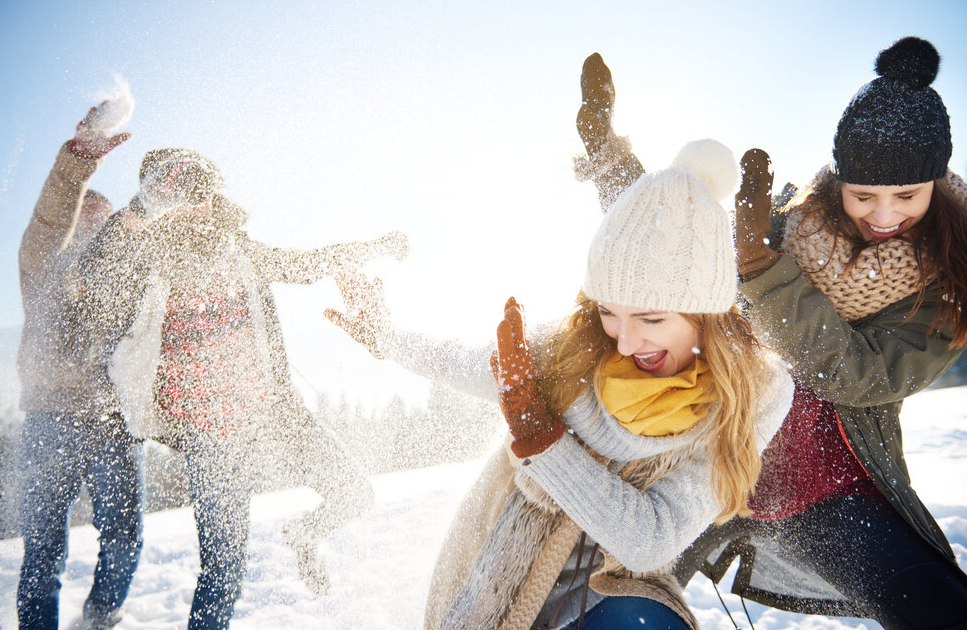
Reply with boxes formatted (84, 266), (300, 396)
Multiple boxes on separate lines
(17, 100), (143, 630)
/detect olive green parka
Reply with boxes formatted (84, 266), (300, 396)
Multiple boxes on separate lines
(674, 239), (964, 614)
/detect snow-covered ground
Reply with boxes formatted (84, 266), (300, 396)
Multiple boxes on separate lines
(1, 386), (965, 630)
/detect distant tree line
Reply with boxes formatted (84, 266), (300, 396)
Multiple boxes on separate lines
(0, 383), (502, 539)
(4, 353), (965, 539)
(316, 382), (504, 475)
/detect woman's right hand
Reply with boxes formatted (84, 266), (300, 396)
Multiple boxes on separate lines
(324, 268), (389, 359)
(735, 148), (781, 281)
(491, 297), (566, 460)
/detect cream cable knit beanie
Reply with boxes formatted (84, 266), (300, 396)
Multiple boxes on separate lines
(583, 139), (738, 313)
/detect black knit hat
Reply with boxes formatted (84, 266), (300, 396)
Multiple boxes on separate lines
(832, 36), (951, 185)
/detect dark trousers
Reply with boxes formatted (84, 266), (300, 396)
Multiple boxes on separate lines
(17, 411), (144, 630)
(777, 494), (967, 630)
(184, 433), (253, 630)
(563, 597), (689, 630)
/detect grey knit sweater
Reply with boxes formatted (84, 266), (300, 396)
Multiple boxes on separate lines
(378, 325), (793, 574)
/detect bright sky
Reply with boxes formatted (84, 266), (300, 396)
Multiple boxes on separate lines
(1, 0), (965, 407)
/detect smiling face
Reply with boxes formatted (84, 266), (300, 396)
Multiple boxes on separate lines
(841, 181), (934, 241)
(596, 302), (703, 378)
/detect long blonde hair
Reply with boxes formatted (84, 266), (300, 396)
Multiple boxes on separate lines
(533, 293), (768, 522)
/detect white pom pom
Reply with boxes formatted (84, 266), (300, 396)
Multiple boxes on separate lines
(89, 73), (135, 133)
(671, 139), (738, 202)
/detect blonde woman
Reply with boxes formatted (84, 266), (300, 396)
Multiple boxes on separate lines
(579, 41), (967, 627)
(326, 141), (794, 630)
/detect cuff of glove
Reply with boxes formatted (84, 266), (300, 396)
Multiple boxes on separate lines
(739, 253), (801, 302)
(573, 135), (633, 183)
(68, 138), (107, 161)
(510, 419), (567, 460)
(57, 141), (101, 179)
(737, 249), (781, 282)
(372, 326), (402, 361)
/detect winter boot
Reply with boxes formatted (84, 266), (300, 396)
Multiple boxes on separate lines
(81, 599), (123, 630)
(282, 516), (331, 597)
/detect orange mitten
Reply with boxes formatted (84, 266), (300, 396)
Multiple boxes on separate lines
(491, 297), (566, 459)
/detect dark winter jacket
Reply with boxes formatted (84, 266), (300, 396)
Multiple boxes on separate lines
(674, 246), (965, 614)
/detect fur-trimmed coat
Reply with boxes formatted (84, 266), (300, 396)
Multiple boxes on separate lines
(376, 327), (794, 630)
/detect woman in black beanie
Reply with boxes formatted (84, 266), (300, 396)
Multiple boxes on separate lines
(574, 38), (967, 628)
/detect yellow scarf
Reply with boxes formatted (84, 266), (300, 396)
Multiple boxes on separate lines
(599, 352), (715, 436)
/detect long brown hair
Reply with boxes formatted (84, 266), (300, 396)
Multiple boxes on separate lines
(533, 293), (769, 522)
(791, 174), (967, 347)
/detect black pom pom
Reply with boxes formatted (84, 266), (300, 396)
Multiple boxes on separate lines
(874, 36), (940, 89)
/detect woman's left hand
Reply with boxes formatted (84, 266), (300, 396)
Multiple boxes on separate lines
(491, 297), (566, 459)
(324, 268), (389, 359)
(735, 148), (781, 281)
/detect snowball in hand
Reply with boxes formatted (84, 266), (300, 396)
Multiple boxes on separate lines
(89, 73), (135, 132)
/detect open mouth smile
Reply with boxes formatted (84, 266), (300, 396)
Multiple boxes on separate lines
(633, 350), (668, 372)
(862, 219), (906, 239)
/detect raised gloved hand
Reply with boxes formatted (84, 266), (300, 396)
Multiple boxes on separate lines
(576, 52), (617, 157)
(573, 53), (644, 211)
(69, 102), (131, 160)
(735, 149), (781, 281)
(324, 268), (389, 359)
(490, 297), (566, 459)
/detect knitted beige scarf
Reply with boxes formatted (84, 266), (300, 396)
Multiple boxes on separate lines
(780, 167), (947, 322)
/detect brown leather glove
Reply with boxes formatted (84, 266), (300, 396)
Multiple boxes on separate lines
(576, 53), (616, 156)
(574, 53), (644, 211)
(324, 269), (388, 359)
(490, 297), (566, 459)
(735, 149), (781, 281)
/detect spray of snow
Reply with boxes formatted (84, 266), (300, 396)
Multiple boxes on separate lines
(88, 73), (135, 133)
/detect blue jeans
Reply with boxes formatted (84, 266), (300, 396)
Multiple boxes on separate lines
(774, 494), (967, 629)
(17, 411), (145, 630)
(563, 596), (689, 630)
(185, 433), (253, 630)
